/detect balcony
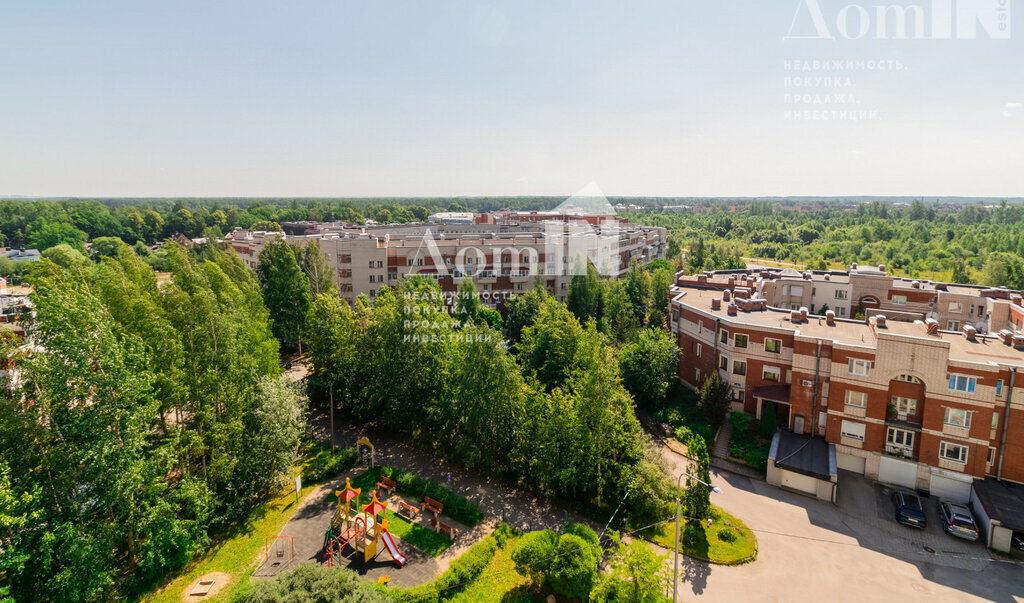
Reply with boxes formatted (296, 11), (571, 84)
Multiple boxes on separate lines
(883, 444), (915, 461)
(942, 424), (971, 439)
(938, 457), (967, 472)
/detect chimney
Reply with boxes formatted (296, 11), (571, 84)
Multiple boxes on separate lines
(791, 310), (803, 323)
(824, 274), (831, 281)
(963, 324), (977, 341)
(925, 318), (939, 335)
(825, 310), (835, 325)
(935, 283), (948, 291)
(1015, 335), (1024, 350)
(875, 314), (887, 328)
(852, 262), (858, 269)
(727, 304), (738, 316)
(800, 306), (809, 321)
(999, 329), (1013, 344)
(911, 280), (920, 289)
(727, 276), (736, 288)
(878, 264), (886, 273)
(723, 289), (732, 302)
(1013, 295), (1023, 306)
(697, 274), (708, 285)
(803, 272), (812, 280)
(711, 298), (722, 311)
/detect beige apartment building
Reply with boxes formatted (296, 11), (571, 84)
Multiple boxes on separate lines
(226, 213), (667, 306)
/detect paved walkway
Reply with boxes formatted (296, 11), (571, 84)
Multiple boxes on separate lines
(711, 415), (732, 458)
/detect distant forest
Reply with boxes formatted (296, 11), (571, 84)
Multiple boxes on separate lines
(2, 197), (1024, 289)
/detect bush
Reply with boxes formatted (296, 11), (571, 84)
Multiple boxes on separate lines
(301, 445), (359, 483)
(718, 528), (737, 543)
(235, 562), (391, 602)
(395, 525), (512, 602)
(730, 412), (751, 434)
(548, 533), (601, 599)
(379, 466), (484, 527)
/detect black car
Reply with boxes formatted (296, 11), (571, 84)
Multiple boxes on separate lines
(892, 490), (927, 529)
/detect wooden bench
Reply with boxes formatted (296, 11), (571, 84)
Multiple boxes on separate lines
(397, 500), (420, 520)
(376, 476), (397, 497)
(431, 517), (459, 540)
(423, 497), (444, 517)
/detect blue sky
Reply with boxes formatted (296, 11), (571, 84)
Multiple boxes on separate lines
(0, 1), (1021, 197)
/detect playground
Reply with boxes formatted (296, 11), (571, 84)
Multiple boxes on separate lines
(252, 434), (487, 589)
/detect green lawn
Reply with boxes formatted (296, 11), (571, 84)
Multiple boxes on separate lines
(644, 506), (757, 565)
(449, 537), (552, 603)
(139, 473), (321, 603)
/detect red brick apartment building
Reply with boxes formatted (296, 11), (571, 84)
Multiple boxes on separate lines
(670, 268), (1024, 550)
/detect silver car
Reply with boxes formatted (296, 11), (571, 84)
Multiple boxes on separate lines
(937, 500), (979, 541)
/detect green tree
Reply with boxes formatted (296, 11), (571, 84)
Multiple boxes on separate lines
(238, 562), (392, 602)
(454, 277), (480, 325)
(257, 238), (312, 353)
(28, 220), (87, 252)
(619, 327), (678, 409)
(951, 257), (971, 284)
(698, 371), (732, 430)
(593, 532), (670, 603)
(566, 262), (604, 324)
(297, 240), (336, 297)
(503, 285), (547, 344)
(682, 435), (712, 520)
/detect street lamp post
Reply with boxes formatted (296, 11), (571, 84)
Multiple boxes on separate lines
(672, 470), (722, 603)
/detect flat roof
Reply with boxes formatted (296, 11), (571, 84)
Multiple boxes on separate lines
(973, 478), (1024, 532)
(672, 286), (1024, 366)
(771, 431), (835, 481)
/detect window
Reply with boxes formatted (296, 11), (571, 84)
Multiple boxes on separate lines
(733, 360), (747, 376)
(695, 368), (701, 381)
(887, 427), (914, 447)
(892, 396), (917, 414)
(948, 375), (976, 393)
(993, 412), (999, 430)
(763, 366), (781, 382)
(841, 420), (866, 441)
(369, 260), (375, 268)
(720, 355), (730, 371)
(734, 334), (748, 348)
(944, 408), (972, 428)
(720, 329), (729, 344)
(891, 294), (907, 305)
(988, 447), (996, 464)
(696, 343), (702, 358)
(848, 358), (871, 376)
(996, 380), (1003, 396)
(731, 388), (745, 402)
(697, 321), (703, 334)
(791, 285), (804, 296)
(845, 390), (868, 408)
(837, 307), (847, 317)
(765, 338), (782, 353)
(949, 302), (963, 314)
(947, 320), (960, 331)
(835, 290), (848, 300)
(939, 441), (968, 463)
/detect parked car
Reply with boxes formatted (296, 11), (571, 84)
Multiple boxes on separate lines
(892, 490), (927, 529)
(937, 500), (979, 541)
(1012, 533), (1024, 551)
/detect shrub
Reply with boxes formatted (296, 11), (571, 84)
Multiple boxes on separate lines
(730, 412), (751, 434)
(718, 528), (737, 543)
(511, 530), (558, 584)
(301, 445), (359, 483)
(235, 562), (391, 602)
(548, 533), (600, 599)
(395, 525), (511, 602)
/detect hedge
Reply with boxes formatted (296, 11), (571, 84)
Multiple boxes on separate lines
(379, 466), (485, 527)
(395, 523), (515, 602)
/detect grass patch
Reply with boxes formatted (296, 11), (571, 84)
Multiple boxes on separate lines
(300, 441), (360, 483)
(728, 413), (770, 472)
(643, 506), (757, 565)
(448, 536), (552, 603)
(139, 472), (321, 603)
(380, 509), (452, 557)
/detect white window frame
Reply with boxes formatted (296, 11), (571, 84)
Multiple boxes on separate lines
(944, 407), (972, 428)
(734, 333), (748, 349)
(892, 396), (917, 415)
(949, 302), (963, 314)
(848, 358), (871, 377)
(886, 427), (914, 448)
(988, 446), (996, 464)
(733, 360), (747, 376)
(946, 320), (960, 331)
(696, 343), (702, 358)
(939, 441), (968, 464)
(948, 374), (977, 393)
(845, 390), (868, 408)
(763, 366), (781, 382)
(835, 289), (848, 300)
(765, 338), (782, 354)
(891, 294), (908, 305)
(720, 329), (729, 344)
(841, 420), (866, 441)
(720, 354), (730, 372)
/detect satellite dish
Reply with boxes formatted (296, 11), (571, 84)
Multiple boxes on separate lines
(975, 321), (988, 334)
(926, 311), (939, 321)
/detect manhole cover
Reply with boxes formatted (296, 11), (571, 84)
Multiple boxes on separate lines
(923, 545), (935, 554)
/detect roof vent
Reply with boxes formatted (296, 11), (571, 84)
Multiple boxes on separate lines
(728, 276), (736, 287)
(727, 303), (738, 316)
(925, 318), (939, 335)
(852, 262), (858, 269)
(803, 272), (812, 280)
(935, 283), (948, 291)
(723, 289), (732, 302)
(1013, 295), (1023, 306)
(791, 310), (803, 323)
(711, 298), (722, 311)
(800, 307), (809, 321)
(824, 274), (831, 281)
(963, 324), (977, 341)
(697, 274), (708, 284)
(911, 280), (921, 289)
(875, 315), (887, 328)
(1015, 335), (1024, 350)
(878, 264), (887, 273)
(825, 310), (835, 325)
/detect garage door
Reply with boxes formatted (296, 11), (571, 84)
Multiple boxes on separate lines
(781, 470), (819, 495)
(930, 470), (972, 503)
(837, 453), (866, 474)
(878, 456), (918, 489)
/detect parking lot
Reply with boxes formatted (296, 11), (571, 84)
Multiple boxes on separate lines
(661, 445), (1024, 602)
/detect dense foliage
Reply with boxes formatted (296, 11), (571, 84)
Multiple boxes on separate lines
(510, 523), (601, 599)
(0, 241), (303, 600)
(636, 199), (1024, 287)
(305, 276), (670, 522)
(234, 562), (392, 603)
